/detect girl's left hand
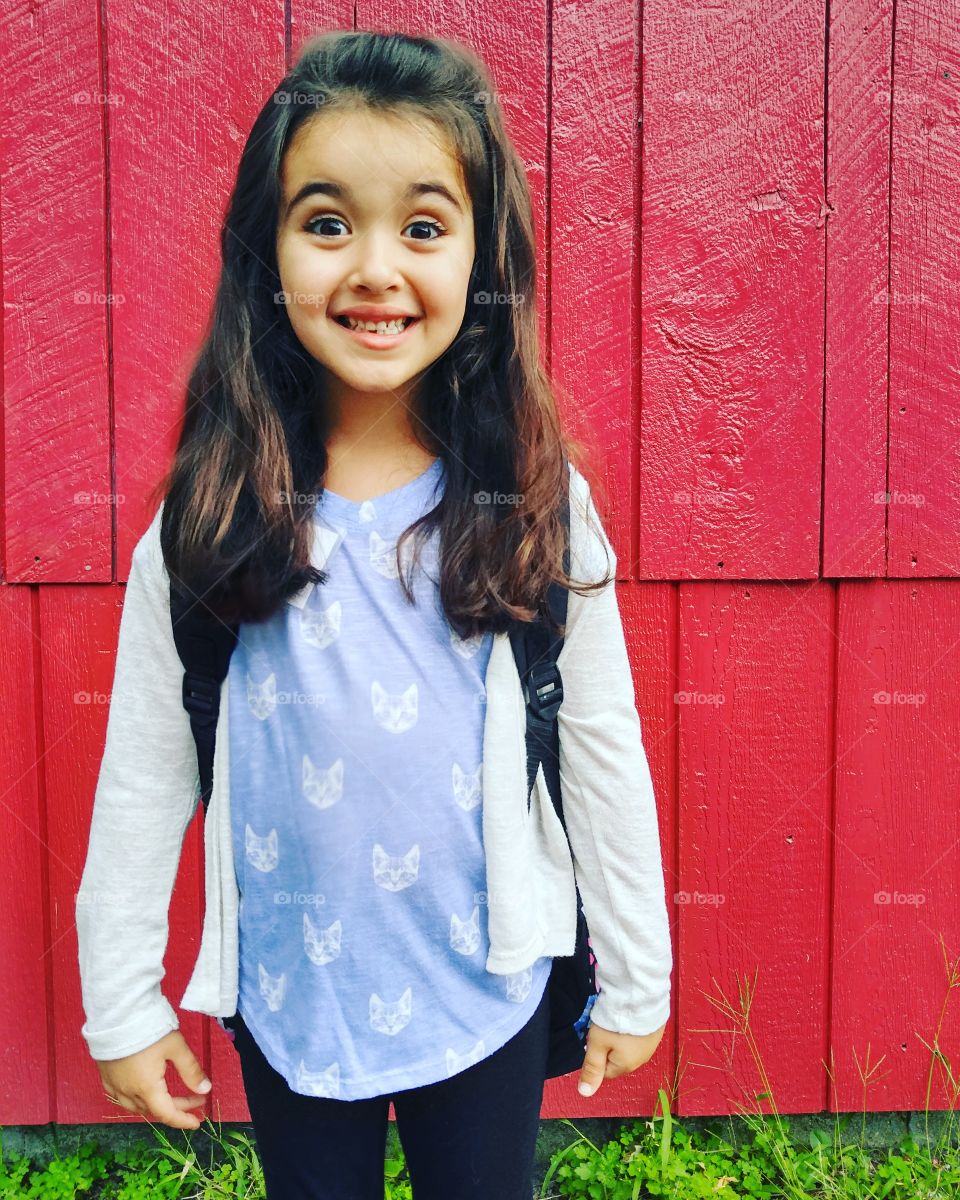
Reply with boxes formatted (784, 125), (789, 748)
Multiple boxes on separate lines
(577, 1020), (667, 1096)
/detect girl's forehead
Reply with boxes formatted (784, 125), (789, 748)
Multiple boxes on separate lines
(281, 108), (468, 204)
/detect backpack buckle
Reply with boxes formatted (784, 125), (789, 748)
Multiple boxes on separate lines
(182, 671), (220, 718)
(523, 661), (564, 721)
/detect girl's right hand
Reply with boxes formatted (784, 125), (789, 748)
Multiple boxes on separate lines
(96, 1029), (213, 1129)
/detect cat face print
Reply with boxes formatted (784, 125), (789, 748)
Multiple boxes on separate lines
(258, 962), (287, 1011)
(303, 912), (342, 966)
(452, 762), (482, 811)
(369, 986), (412, 1035)
(300, 599), (342, 650)
(449, 904), (481, 956)
(302, 755), (344, 811)
(246, 672), (277, 720)
(371, 680), (418, 733)
(372, 843), (420, 891)
(245, 825), (279, 872)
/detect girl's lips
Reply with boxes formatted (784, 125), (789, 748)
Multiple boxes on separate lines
(330, 315), (421, 350)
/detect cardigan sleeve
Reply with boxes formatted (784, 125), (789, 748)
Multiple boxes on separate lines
(556, 468), (673, 1036)
(75, 505), (202, 1060)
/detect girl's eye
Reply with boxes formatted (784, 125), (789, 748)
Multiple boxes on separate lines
(302, 215), (447, 241)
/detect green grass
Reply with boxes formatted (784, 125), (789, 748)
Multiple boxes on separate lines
(5, 934), (960, 1198)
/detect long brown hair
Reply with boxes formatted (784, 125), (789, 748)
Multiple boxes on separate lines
(153, 29), (614, 638)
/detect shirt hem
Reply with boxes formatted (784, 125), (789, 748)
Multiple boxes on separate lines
(237, 964), (552, 1102)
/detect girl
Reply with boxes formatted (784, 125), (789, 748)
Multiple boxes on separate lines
(76, 29), (673, 1200)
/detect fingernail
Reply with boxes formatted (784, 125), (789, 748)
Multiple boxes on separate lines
(197, 1079), (212, 1093)
(578, 1082), (594, 1096)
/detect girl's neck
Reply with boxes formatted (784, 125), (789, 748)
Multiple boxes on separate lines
(322, 437), (439, 505)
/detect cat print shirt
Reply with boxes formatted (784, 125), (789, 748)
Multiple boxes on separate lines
(226, 456), (553, 1101)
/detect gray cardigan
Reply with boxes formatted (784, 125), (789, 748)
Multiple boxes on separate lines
(76, 465), (673, 1060)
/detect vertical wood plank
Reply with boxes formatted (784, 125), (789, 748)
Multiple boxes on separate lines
(47, 583), (213, 1122)
(0, 0), (112, 582)
(106, 0), (287, 579)
(677, 582), (834, 1115)
(886, 6), (960, 577)
(0, 587), (52, 1123)
(549, 582), (678, 1118)
(551, 0), (640, 572)
(831, 580), (960, 1110)
(639, 1), (826, 580)
(822, 0), (893, 577)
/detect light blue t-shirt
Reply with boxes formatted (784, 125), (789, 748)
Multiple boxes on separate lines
(227, 456), (553, 1100)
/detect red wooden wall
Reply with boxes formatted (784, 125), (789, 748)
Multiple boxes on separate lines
(1, 0), (959, 1127)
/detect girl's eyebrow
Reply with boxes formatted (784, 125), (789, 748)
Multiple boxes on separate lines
(283, 179), (465, 223)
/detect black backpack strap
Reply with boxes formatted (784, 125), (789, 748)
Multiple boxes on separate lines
(509, 475), (571, 821)
(169, 585), (238, 813)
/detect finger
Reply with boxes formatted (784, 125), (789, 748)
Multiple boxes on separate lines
(577, 1046), (609, 1097)
(138, 1084), (204, 1130)
(168, 1039), (213, 1098)
(103, 1090), (142, 1118)
(169, 1094), (209, 1112)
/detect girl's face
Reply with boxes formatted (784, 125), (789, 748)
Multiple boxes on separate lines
(276, 106), (476, 422)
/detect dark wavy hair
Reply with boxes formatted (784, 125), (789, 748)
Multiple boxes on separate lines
(153, 28), (614, 638)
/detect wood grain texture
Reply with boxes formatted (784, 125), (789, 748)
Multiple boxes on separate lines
(551, 0), (640, 575)
(47, 583), (212, 1122)
(0, 0), (113, 583)
(0, 587), (52, 1123)
(832, 580), (960, 1111)
(822, 0), (892, 577)
(885, 5), (960, 577)
(639, 0), (826, 580)
(677, 581), (834, 1115)
(106, 0), (287, 580)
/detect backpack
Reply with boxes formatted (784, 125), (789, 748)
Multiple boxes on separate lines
(169, 481), (599, 1082)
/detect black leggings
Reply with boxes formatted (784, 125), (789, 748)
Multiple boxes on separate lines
(226, 976), (551, 1200)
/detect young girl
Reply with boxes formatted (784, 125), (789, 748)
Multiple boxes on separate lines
(76, 29), (673, 1200)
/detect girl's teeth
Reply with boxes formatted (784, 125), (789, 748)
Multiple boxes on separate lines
(343, 316), (410, 335)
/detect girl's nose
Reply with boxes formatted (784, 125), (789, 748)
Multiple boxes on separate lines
(346, 231), (402, 293)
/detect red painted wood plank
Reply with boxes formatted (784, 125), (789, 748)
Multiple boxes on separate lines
(0, 0), (112, 583)
(886, 6), (960, 577)
(0, 587), (52, 1123)
(639, 1), (826, 580)
(822, 0), (893, 577)
(546, 581), (678, 1119)
(677, 582), (834, 1116)
(831, 580), (960, 1111)
(48, 583), (213, 1123)
(551, 0), (640, 575)
(106, 0), (287, 580)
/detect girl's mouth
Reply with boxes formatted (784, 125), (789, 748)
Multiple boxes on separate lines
(331, 314), (421, 350)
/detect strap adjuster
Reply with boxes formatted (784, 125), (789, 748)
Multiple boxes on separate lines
(523, 661), (564, 720)
(182, 671), (220, 718)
